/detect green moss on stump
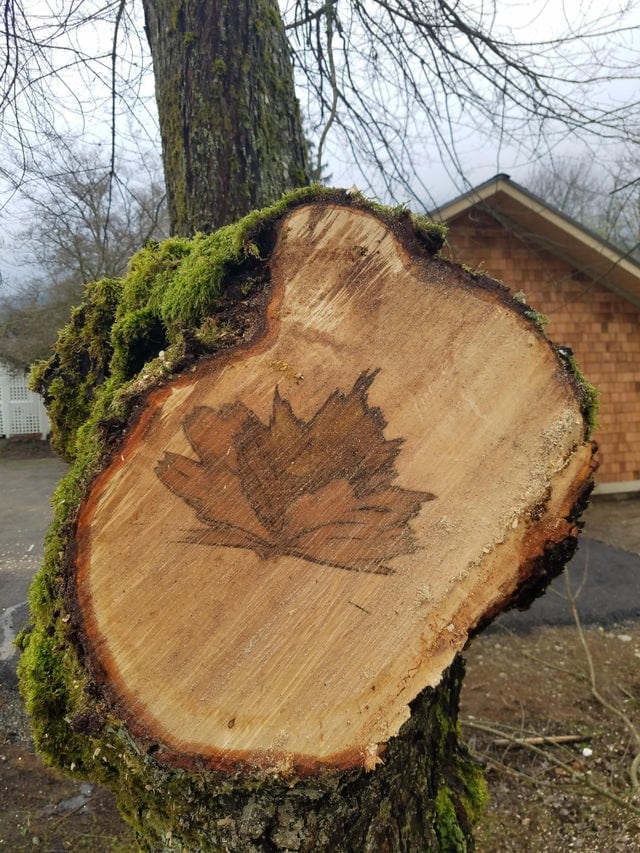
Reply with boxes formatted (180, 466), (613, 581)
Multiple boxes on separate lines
(30, 278), (122, 461)
(20, 188), (486, 850)
(558, 349), (600, 439)
(29, 186), (447, 464)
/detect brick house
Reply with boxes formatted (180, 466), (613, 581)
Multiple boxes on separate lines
(431, 174), (640, 493)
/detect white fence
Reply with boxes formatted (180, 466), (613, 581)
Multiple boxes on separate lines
(0, 360), (50, 440)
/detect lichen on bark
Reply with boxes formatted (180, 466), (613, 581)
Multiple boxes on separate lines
(142, 0), (310, 236)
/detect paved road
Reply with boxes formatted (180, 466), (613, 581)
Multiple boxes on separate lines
(0, 458), (68, 685)
(1, 458), (639, 683)
(494, 536), (640, 632)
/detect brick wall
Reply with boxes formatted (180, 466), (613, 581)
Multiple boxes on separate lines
(443, 209), (640, 486)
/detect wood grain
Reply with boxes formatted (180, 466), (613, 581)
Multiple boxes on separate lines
(75, 203), (595, 773)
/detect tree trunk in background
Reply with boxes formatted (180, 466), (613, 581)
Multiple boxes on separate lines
(142, 0), (309, 236)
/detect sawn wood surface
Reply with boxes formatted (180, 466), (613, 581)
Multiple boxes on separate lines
(74, 203), (596, 774)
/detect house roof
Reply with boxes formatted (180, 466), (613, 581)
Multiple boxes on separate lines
(430, 174), (640, 310)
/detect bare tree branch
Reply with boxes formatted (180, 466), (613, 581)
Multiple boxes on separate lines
(284, 0), (640, 205)
(0, 139), (168, 366)
(1, 1), (640, 217)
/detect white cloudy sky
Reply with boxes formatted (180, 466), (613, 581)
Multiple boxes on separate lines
(318, 0), (640, 206)
(1, 0), (640, 287)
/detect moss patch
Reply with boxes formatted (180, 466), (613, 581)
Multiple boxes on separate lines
(558, 349), (600, 439)
(29, 186), (446, 465)
(30, 278), (122, 461)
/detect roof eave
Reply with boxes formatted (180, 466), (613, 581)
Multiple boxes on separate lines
(432, 176), (640, 308)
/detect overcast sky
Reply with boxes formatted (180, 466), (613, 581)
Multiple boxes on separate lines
(322, 0), (640, 206)
(1, 0), (640, 288)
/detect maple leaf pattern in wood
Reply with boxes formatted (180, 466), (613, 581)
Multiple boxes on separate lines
(156, 370), (435, 574)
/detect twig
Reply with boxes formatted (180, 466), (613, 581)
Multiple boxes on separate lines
(313, 2), (339, 181)
(518, 647), (584, 679)
(479, 752), (558, 787)
(491, 734), (590, 747)
(563, 566), (640, 792)
(632, 753), (640, 794)
(464, 718), (640, 815)
(103, 0), (126, 262)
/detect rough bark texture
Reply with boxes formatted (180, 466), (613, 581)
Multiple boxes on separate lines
(21, 190), (596, 852)
(107, 658), (484, 852)
(142, 0), (309, 236)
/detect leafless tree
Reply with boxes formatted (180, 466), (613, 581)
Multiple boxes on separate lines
(0, 139), (168, 365)
(527, 154), (640, 258)
(1, 1), (639, 227)
(285, 1), (640, 202)
(14, 141), (168, 280)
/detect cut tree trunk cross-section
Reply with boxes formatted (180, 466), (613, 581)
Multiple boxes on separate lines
(26, 195), (597, 851)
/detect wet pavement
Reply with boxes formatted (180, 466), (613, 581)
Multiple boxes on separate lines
(495, 535), (640, 631)
(0, 458), (68, 685)
(495, 494), (640, 631)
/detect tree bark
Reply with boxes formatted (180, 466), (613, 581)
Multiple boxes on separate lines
(142, 0), (309, 236)
(20, 193), (597, 851)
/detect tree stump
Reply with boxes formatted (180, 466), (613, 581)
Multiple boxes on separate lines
(20, 191), (597, 851)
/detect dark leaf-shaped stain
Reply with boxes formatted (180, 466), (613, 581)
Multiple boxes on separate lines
(156, 370), (435, 574)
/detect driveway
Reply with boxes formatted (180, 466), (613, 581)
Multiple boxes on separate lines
(0, 458), (68, 684)
(495, 535), (640, 631)
(1, 457), (639, 681)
